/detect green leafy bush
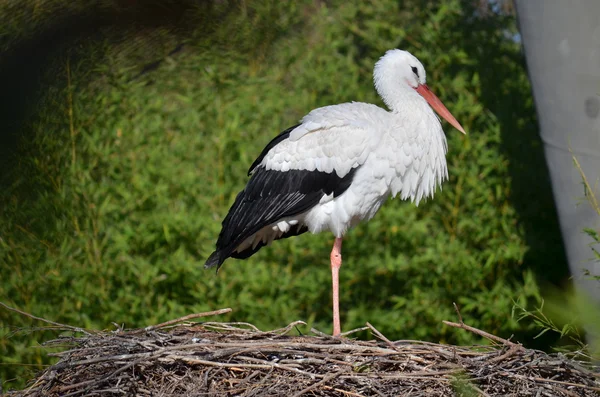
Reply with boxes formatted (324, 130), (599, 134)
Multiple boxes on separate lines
(0, 0), (568, 389)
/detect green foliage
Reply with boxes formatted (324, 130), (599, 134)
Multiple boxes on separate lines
(514, 298), (586, 350)
(451, 372), (480, 397)
(513, 291), (600, 361)
(1, 0), (567, 389)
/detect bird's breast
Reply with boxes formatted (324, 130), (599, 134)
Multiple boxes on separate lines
(301, 166), (390, 237)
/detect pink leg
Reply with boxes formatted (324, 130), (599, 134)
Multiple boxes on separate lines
(330, 237), (343, 336)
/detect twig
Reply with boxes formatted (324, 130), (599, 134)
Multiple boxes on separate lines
(310, 327), (332, 338)
(443, 320), (521, 348)
(58, 379), (98, 396)
(144, 308), (232, 331)
(339, 326), (369, 337)
(202, 321), (260, 332)
(453, 302), (464, 324)
(366, 322), (398, 350)
(163, 355), (324, 379)
(443, 304), (521, 349)
(339, 369), (460, 378)
(0, 301), (91, 335)
(508, 374), (600, 392)
(370, 385), (388, 397)
(59, 356), (150, 396)
(553, 385), (587, 397)
(487, 344), (522, 364)
(259, 320), (307, 336)
(209, 341), (399, 354)
(290, 370), (343, 397)
(471, 384), (492, 397)
(55, 351), (155, 369)
(322, 386), (367, 397)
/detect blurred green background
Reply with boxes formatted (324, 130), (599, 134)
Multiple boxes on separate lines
(0, 0), (569, 389)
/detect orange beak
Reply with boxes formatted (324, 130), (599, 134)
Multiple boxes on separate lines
(416, 84), (466, 134)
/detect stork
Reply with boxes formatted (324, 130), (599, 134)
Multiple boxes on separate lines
(205, 49), (465, 336)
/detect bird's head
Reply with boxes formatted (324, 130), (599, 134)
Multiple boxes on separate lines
(374, 49), (466, 134)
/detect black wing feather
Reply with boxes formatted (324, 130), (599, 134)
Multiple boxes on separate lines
(205, 166), (359, 270)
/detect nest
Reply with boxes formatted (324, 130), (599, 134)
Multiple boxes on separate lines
(7, 307), (600, 397)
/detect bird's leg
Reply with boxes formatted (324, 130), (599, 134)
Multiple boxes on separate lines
(330, 237), (343, 336)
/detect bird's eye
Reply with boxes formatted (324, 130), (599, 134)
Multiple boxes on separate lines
(411, 66), (419, 77)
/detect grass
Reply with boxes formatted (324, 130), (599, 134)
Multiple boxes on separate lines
(0, 0), (569, 389)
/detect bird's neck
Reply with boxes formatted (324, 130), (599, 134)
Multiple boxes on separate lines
(377, 85), (425, 113)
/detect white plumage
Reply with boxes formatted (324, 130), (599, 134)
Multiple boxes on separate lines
(205, 49), (465, 336)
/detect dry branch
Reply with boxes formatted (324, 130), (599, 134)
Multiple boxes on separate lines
(0, 301), (91, 335)
(143, 308), (232, 331)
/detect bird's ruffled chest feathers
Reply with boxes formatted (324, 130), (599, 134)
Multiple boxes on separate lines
(372, 106), (449, 205)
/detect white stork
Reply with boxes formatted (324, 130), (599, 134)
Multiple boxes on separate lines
(205, 49), (465, 336)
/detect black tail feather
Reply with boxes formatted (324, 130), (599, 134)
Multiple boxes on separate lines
(204, 250), (223, 271)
